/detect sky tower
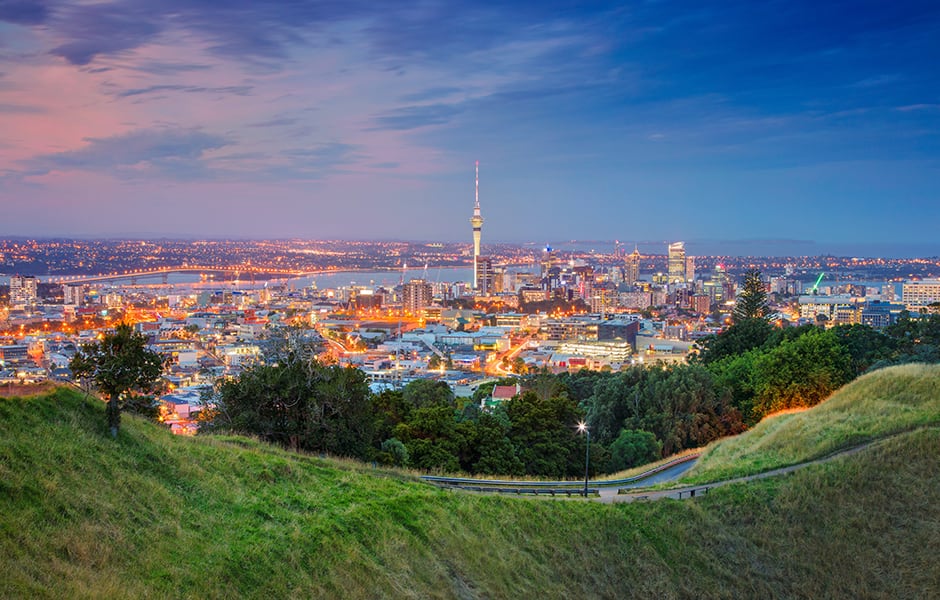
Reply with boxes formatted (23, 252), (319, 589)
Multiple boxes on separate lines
(470, 160), (484, 290)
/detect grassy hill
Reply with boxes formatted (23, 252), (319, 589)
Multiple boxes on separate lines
(2, 383), (939, 598)
(682, 363), (940, 484)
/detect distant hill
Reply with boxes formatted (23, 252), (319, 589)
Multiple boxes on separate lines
(1, 382), (937, 598)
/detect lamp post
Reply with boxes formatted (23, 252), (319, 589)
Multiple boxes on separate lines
(577, 421), (590, 497)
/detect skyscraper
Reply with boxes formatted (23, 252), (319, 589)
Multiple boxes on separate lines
(475, 256), (494, 295)
(624, 246), (641, 285)
(470, 161), (484, 290)
(667, 242), (686, 284)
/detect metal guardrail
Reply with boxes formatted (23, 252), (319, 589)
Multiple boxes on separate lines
(451, 486), (600, 497)
(421, 453), (699, 490)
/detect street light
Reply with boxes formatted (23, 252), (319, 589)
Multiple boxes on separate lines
(577, 421), (590, 497)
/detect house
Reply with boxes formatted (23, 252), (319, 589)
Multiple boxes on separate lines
(481, 383), (521, 411)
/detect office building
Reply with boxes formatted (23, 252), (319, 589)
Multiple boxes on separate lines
(901, 280), (940, 310)
(667, 242), (686, 284)
(624, 246), (641, 285)
(475, 256), (494, 295)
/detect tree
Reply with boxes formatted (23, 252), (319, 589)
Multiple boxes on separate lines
(376, 438), (409, 467)
(732, 269), (770, 323)
(709, 349), (761, 424)
(394, 404), (461, 472)
(695, 317), (773, 364)
(627, 364), (744, 455)
(505, 391), (583, 477)
(402, 379), (455, 410)
(70, 323), (164, 438)
(203, 354), (374, 458)
(456, 412), (523, 476)
(608, 429), (661, 472)
(751, 328), (852, 418)
(830, 324), (898, 376)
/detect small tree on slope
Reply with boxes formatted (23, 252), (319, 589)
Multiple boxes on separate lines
(70, 323), (164, 438)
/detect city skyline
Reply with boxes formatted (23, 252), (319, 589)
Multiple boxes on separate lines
(1, 1), (939, 252)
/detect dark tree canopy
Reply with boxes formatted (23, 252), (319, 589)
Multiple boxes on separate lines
(695, 317), (774, 365)
(69, 323), (164, 438)
(608, 429), (661, 472)
(732, 269), (770, 323)
(506, 391), (584, 478)
(203, 354), (374, 458)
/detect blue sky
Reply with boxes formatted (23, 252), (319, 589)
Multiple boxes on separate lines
(0, 0), (938, 255)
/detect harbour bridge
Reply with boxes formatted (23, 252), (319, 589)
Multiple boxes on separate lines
(50, 265), (317, 285)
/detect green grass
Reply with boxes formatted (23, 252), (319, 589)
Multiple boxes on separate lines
(2, 384), (939, 598)
(681, 363), (940, 484)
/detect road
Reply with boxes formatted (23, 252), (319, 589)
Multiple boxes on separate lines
(426, 435), (897, 503)
(422, 454), (700, 494)
(602, 437), (881, 503)
(489, 336), (532, 376)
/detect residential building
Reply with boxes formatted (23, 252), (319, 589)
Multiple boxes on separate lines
(10, 275), (38, 308)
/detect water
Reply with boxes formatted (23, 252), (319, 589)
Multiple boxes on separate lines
(0, 267), (479, 290)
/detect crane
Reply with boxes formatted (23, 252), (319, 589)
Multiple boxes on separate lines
(810, 272), (825, 295)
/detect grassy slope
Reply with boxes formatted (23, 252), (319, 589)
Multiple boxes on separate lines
(682, 363), (940, 484)
(1, 386), (938, 599)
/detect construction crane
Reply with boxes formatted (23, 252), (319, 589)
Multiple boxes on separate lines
(810, 272), (825, 295)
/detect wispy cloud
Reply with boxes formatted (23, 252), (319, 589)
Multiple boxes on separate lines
(0, 102), (44, 113)
(248, 116), (299, 128)
(399, 86), (462, 103)
(16, 127), (232, 179)
(114, 84), (253, 98)
(50, 3), (161, 66)
(371, 103), (463, 131)
(895, 104), (940, 112)
(0, 0), (50, 25)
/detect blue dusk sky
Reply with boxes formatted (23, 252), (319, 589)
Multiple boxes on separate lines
(0, 0), (938, 256)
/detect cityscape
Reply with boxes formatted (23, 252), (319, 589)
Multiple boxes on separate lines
(1, 0), (938, 597)
(3, 168), (940, 433)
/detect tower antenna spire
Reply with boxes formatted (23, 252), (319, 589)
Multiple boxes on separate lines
(474, 160), (480, 212)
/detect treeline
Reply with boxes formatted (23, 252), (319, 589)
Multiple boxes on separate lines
(198, 313), (940, 477)
(694, 313), (940, 423)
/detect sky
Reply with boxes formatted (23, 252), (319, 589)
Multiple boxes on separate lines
(0, 0), (938, 255)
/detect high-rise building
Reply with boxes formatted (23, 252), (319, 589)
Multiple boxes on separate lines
(475, 256), (494, 295)
(63, 284), (86, 307)
(9, 275), (38, 308)
(470, 161), (484, 290)
(402, 279), (433, 314)
(685, 256), (696, 283)
(667, 242), (686, 284)
(692, 294), (711, 315)
(624, 246), (641, 285)
(541, 245), (558, 279)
